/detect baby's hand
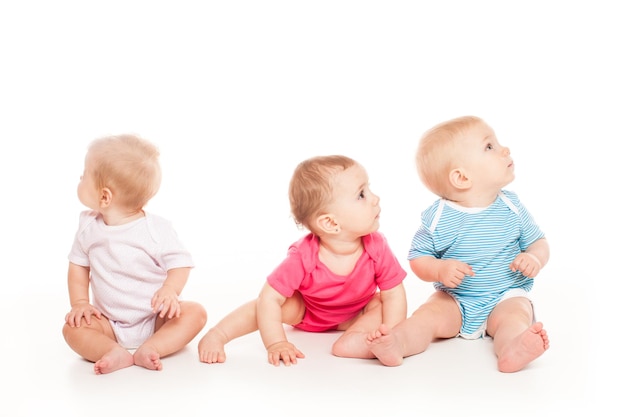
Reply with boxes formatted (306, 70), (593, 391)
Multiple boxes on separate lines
(65, 301), (101, 327)
(151, 285), (180, 319)
(510, 252), (542, 278)
(438, 259), (474, 288)
(266, 341), (305, 367)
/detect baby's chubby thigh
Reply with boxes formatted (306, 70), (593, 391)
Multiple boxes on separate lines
(62, 313), (121, 363)
(337, 294), (382, 333)
(486, 291), (534, 334)
(331, 297), (383, 358)
(280, 290), (306, 326)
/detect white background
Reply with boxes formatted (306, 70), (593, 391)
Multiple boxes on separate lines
(1, 1), (623, 416)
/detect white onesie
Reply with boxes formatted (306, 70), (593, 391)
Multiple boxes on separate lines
(68, 210), (194, 349)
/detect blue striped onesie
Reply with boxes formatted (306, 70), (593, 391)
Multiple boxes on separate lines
(408, 190), (545, 338)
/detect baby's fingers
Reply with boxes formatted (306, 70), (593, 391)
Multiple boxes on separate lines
(151, 293), (162, 312)
(268, 351), (282, 366)
(158, 299), (180, 318)
(520, 263), (539, 278)
(460, 264), (474, 277)
(267, 347), (300, 366)
(510, 257), (528, 272)
(65, 308), (98, 327)
(280, 350), (299, 366)
(165, 301), (181, 319)
(65, 311), (79, 327)
(87, 307), (102, 323)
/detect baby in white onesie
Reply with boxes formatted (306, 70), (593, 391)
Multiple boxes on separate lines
(62, 134), (207, 374)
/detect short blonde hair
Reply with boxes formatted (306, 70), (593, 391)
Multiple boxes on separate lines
(289, 155), (356, 232)
(87, 134), (162, 210)
(416, 115), (484, 198)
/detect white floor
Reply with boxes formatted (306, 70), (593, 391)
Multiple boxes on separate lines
(2, 247), (618, 417)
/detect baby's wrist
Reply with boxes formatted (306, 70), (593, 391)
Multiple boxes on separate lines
(70, 299), (89, 307)
(525, 252), (542, 268)
(266, 340), (288, 350)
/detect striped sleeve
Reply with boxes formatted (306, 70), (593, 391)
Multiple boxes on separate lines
(502, 190), (545, 251)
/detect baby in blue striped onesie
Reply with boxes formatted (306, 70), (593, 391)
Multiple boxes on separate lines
(366, 115), (550, 373)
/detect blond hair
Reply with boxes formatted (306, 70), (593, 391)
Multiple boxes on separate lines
(87, 134), (162, 210)
(416, 115), (484, 199)
(289, 155), (356, 232)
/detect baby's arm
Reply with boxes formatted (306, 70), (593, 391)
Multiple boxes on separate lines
(257, 282), (304, 366)
(380, 283), (407, 328)
(152, 267), (191, 319)
(511, 237), (550, 278)
(410, 256), (474, 288)
(65, 262), (101, 327)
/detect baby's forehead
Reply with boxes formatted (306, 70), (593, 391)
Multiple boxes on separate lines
(333, 163), (368, 188)
(339, 162), (366, 175)
(83, 151), (96, 166)
(467, 120), (494, 135)
(455, 122), (495, 144)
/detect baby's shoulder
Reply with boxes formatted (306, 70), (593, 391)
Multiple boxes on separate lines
(76, 209), (99, 228)
(142, 211), (179, 242)
(144, 211), (173, 227)
(500, 189), (520, 202)
(498, 189), (524, 212)
(420, 198), (444, 221)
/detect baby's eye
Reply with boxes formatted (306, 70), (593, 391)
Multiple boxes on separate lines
(358, 191), (366, 199)
(485, 143), (494, 151)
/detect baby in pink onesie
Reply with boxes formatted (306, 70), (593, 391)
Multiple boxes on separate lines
(198, 155), (407, 366)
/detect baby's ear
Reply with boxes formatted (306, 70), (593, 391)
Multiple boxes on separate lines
(449, 168), (471, 190)
(316, 214), (340, 234)
(99, 187), (113, 208)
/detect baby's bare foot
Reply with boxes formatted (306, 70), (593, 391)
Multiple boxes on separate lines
(94, 346), (134, 375)
(198, 327), (228, 364)
(367, 324), (403, 367)
(498, 322), (550, 373)
(134, 345), (163, 371)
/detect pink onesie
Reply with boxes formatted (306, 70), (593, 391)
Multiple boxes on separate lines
(267, 232), (406, 332)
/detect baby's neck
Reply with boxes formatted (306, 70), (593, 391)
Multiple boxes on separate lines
(318, 236), (364, 276)
(100, 209), (145, 226)
(319, 237), (363, 256)
(448, 190), (500, 208)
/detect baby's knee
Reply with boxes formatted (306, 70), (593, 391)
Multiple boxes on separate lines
(331, 339), (347, 357)
(61, 318), (92, 338)
(330, 336), (356, 357)
(62, 322), (72, 340)
(182, 301), (208, 326)
(61, 320), (91, 343)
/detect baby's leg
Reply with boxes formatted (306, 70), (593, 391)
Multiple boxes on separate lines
(62, 315), (134, 374)
(487, 297), (550, 373)
(199, 291), (306, 364)
(368, 291), (461, 366)
(331, 295), (385, 359)
(198, 299), (258, 364)
(136, 301), (207, 370)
